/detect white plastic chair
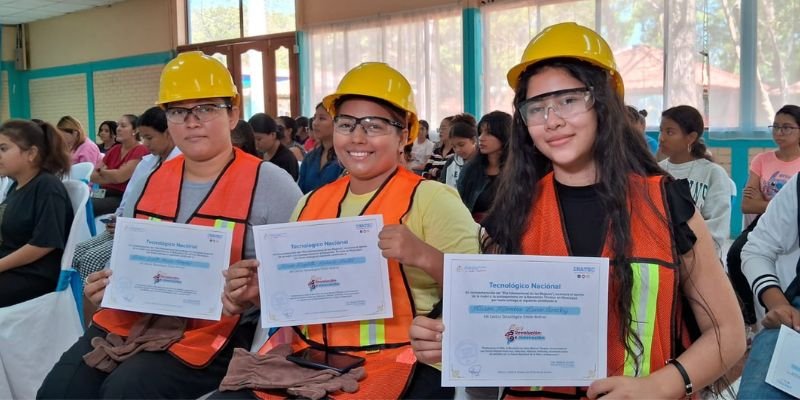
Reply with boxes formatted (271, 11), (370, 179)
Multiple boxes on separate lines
(0, 180), (90, 399)
(69, 162), (94, 183)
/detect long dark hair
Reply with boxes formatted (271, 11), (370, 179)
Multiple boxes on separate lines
(661, 105), (712, 161)
(481, 58), (663, 373)
(0, 119), (71, 177)
(232, 120), (259, 157)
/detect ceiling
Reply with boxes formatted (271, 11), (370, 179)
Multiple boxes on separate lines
(0, 0), (125, 25)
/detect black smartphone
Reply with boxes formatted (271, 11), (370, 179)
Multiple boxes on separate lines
(100, 217), (114, 224)
(286, 348), (365, 374)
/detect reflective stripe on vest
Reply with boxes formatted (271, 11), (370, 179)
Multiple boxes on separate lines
(625, 262), (660, 377)
(92, 148), (262, 368)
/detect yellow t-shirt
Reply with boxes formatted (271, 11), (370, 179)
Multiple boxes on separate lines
(291, 179), (480, 315)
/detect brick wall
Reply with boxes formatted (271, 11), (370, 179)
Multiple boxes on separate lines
(93, 65), (164, 132)
(29, 74), (88, 129)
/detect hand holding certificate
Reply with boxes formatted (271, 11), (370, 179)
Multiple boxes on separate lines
(442, 254), (609, 387)
(101, 217), (233, 320)
(254, 215), (393, 328)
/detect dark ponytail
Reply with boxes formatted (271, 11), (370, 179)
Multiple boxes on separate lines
(662, 105), (712, 161)
(0, 119), (71, 177)
(691, 138), (713, 162)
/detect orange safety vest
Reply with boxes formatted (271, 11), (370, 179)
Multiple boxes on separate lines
(92, 148), (263, 368)
(504, 173), (695, 399)
(255, 167), (424, 400)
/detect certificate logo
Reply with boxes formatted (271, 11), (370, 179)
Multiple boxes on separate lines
(153, 272), (182, 285)
(505, 324), (545, 344)
(355, 222), (374, 233)
(307, 276), (340, 291)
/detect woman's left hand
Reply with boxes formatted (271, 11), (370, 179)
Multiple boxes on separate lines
(378, 224), (436, 267)
(587, 376), (674, 399)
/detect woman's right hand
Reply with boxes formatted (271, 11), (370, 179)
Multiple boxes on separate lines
(222, 259), (261, 316)
(763, 303), (800, 330)
(84, 269), (112, 306)
(410, 316), (445, 364)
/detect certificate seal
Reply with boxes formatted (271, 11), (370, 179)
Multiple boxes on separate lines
(455, 340), (479, 366)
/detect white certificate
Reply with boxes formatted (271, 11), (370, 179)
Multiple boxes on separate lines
(765, 325), (800, 398)
(101, 217), (232, 320)
(254, 215), (392, 328)
(442, 254), (609, 387)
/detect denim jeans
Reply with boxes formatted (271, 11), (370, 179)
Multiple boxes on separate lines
(737, 297), (800, 399)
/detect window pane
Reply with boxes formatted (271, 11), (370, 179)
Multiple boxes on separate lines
(188, 0), (241, 44)
(240, 49), (264, 120)
(601, 0), (665, 128)
(482, 0), (595, 116)
(665, 0), (740, 129)
(308, 7), (462, 127)
(275, 46), (292, 117)
(757, 0), (800, 127)
(243, 0), (296, 37)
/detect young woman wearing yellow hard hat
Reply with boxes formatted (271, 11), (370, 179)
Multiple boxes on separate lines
(218, 62), (479, 399)
(410, 22), (745, 399)
(38, 51), (302, 399)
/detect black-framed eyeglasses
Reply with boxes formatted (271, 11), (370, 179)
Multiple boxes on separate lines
(61, 128), (78, 135)
(165, 103), (231, 124)
(517, 87), (594, 126)
(333, 115), (405, 136)
(768, 125), (800, 135)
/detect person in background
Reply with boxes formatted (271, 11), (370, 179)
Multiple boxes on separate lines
(658, 105), (732, 255)
(423, 116), (454, 179)
(58, 116), (102, 166)
(0, 119), (73, 307)
(410, 22), (744, 399)
(298, 103), (342, 193)
(738, 173), (800, 399)
(249, 113), (299, 181)
(408, 120), (434, 174)
(439, 118), (478, 188)
(625, 105), (657, 155)
(457, 111), (511, 222)
(301, 116), (317, 153)
(295, 116), (310, 147)
(89, 114), (148, 216)
(96, 120), (118, 154)
(727, 104), (800, 337)
(277, 116), (306, 162)
(71, 107), (180, 283)
(231, 120), (259, 158)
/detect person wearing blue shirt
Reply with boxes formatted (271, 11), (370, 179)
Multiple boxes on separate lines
(298, 103), (344, 193)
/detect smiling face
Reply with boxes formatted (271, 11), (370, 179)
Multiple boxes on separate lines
(333, 98), (407, 193)
(524, 67), (598, 179)
(166, 98), (238, 162)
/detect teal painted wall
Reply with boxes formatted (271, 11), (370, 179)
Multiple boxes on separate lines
(2, 51), (173, 139)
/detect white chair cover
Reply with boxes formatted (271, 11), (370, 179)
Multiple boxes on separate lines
(0, 180), (90, 398)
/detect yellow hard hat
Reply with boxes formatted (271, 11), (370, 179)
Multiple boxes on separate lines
(506, 22), (624, 97)
(156, 51), (239, 107)
(322, 62), (419, 143)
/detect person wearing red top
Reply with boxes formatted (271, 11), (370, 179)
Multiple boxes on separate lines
(90, 114), (148, 215)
